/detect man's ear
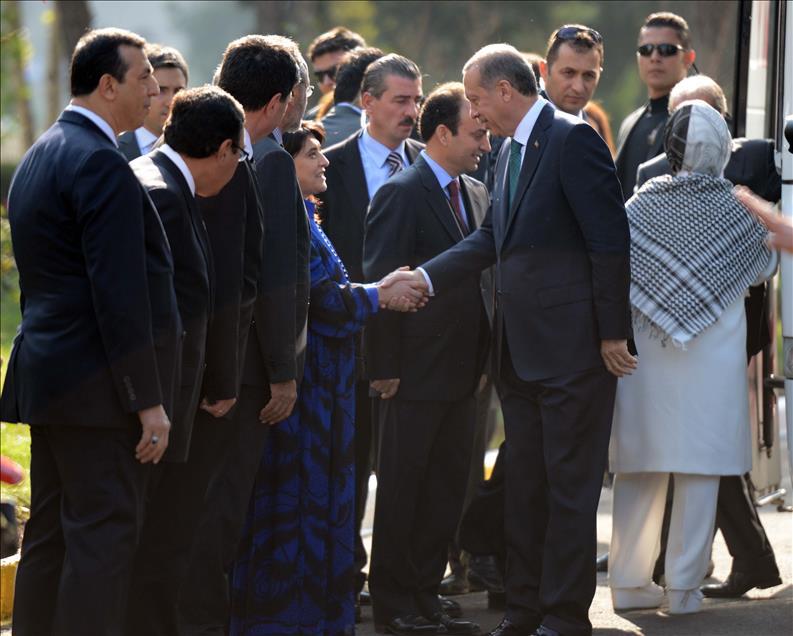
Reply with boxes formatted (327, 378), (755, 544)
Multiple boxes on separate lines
(361, 91), (375, 113)
(217, 138), (234, 160)
(266, 92), (286, 116)
(497, 79), (512, 103)
(539, 59), (549, 81)
(97, 73), (118, 101)
(684, 48), (697, 68)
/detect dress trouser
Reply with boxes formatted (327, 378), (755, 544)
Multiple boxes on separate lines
(178, 385), (271, 636)
(124, 403), (234, 636)
(353, 379), (374, 595)
(654, 473), (780, 579)
(610, 472), (720, 591)
(13, 424), (147, 636)
(499, 348), (615, 636)
(369, 395), (475, 624)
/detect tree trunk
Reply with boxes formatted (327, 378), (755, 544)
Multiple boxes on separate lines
(55, 0), (93, 58)
(47, 8), (62, 126)
(5, 0), (34, 148)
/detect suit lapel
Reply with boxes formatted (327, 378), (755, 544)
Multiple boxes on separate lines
(417, 157), (463, 243)
(339, 133), (371, 219)
(504, 104), (552, 236)
(460, 176), (485, 229)
(405, 139), (423, 165)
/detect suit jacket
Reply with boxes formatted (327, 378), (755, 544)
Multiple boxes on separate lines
(635, 137), (781, 359)
(198, 159), (263, 401)
(132, 149), (213, 460)
(422, 104), (631, 382)
(240, 135), (310, 389)
(635, 137), (781, 202)
(615, 103), (666, 197)
(118, 130), (142, 162)
(1, 110), (180, 427)
(320, 104), (362, 148)
(363, 155), (491, 400)
(318, 131), (424, 284)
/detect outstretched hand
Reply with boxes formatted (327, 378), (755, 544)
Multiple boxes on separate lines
(378, 267), (430, 312)
(734, 185), (793, 254)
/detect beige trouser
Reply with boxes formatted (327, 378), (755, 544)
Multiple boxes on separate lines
(609, 472), (719, 591)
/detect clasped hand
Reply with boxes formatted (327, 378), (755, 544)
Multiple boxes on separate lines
(377, 267), (430, 312)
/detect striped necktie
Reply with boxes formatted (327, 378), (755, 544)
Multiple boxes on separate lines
(386, 151), (404, 177)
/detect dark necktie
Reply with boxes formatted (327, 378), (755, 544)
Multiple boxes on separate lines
(447, 178), (468, 236)
(508, 139), (523, 207)
(386, 151), (404, 177)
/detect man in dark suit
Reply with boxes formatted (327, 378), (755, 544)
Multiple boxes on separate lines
(320, 46), (383, 147)
(363, 82), (492, 636)
(615, 12), (695, 199)
(118, 43), (189, 161)
(318, 53), (424, 608)
(0, 28), (176, 636)
(633, 75), (783, 601)
(178, 36), (301, 636)
(404, 44), (634, 636)
(124, 85), (246, 636)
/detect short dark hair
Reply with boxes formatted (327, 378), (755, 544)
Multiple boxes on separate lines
(333, 47), (384, 104)
(70, 28), (146, 97)
(546, 25), (604, 68)
(145, 43), (190, 84)
(419, 82), (466, 142)
(307, 27), (366, 62)
(282, 120), (326, 158)
(163, 85), (244, 158)
(217, 35), (299, 111)
(261, 34), (309, 84)
(361, 54), (421, 99)
(521, 52), (544, 83)
(642, 12), (691, 49)
(464, 44), (538, 97)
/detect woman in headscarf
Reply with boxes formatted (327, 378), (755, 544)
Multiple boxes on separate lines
(607, 100), (778, 615)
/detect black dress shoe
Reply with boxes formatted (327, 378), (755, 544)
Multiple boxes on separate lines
(487, 618), (535, 636)
(379, 615), (442, 635)
(530, 626), (561, 636)
(430, 612), (481, 635)
(595, 553), (608, 573)
(440, 595), (462, 618)
(701, 571), (783, 598)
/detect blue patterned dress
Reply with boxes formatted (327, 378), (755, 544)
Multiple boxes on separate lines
(230, 200), (379, 636)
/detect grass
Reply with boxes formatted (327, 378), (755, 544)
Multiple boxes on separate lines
(1, 271), (29, 511)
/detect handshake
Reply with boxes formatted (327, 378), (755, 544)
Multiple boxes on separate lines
(376, 267), (430, 312)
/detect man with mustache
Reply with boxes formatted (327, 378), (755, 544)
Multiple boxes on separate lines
(364, 82), (493, 636)
(317, 53), (425, 615)
(118, 43), (189, 161)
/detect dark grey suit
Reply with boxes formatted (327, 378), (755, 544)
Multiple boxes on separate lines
(118, 129), (142, 162)
(321, 103), (363, 148)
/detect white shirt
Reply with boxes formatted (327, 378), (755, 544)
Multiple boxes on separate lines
(241, 127), (254, 162)
(159, 144), (196, 196)
(65, 104), (117, 147)
(357, 126), (409, 200)
(134, 127), (159, 155)
(511, 96), (548, 165)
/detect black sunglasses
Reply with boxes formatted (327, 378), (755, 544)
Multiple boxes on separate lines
(554, 25), (603, 44)
(637, 43), (685, 57)
(313, 67), (336, 82)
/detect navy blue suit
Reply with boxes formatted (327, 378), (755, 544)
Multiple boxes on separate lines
(1, 109), (180, 636)
(423, 103), (630, 635)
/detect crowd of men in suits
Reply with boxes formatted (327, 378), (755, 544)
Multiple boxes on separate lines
(0, 8), (783, 636)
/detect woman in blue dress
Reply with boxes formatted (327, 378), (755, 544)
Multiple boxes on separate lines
(229, 121), (425, 635)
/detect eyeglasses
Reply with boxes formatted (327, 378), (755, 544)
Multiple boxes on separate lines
(637, 43), (685, 57)
(554, 25), (603, 44)
(232, 144), (251, 162)
(313, 67), (336, 82)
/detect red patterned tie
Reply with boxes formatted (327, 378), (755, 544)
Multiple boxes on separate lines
(447, 178), (468, 235)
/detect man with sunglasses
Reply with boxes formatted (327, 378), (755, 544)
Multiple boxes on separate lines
(539, 25), (603, 120)
(307, 26), (367, 118)
(615, 12), (696, 199)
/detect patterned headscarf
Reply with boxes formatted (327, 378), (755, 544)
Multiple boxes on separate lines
(664, 99), (731, 177)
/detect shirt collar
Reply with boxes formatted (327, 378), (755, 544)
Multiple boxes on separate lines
(544, 95), (584, 120)
(513, 96), (548, 147)
(159, 144), (196, 196)
(335, 102), (362, 114)
(134, 126), (159, 154)
(272, 127), (284, 146)
(361, 126), (407, 169)
(65, 104), (118, 147)
(420, 150), (455, 191)
(241, 127), (253, 162)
